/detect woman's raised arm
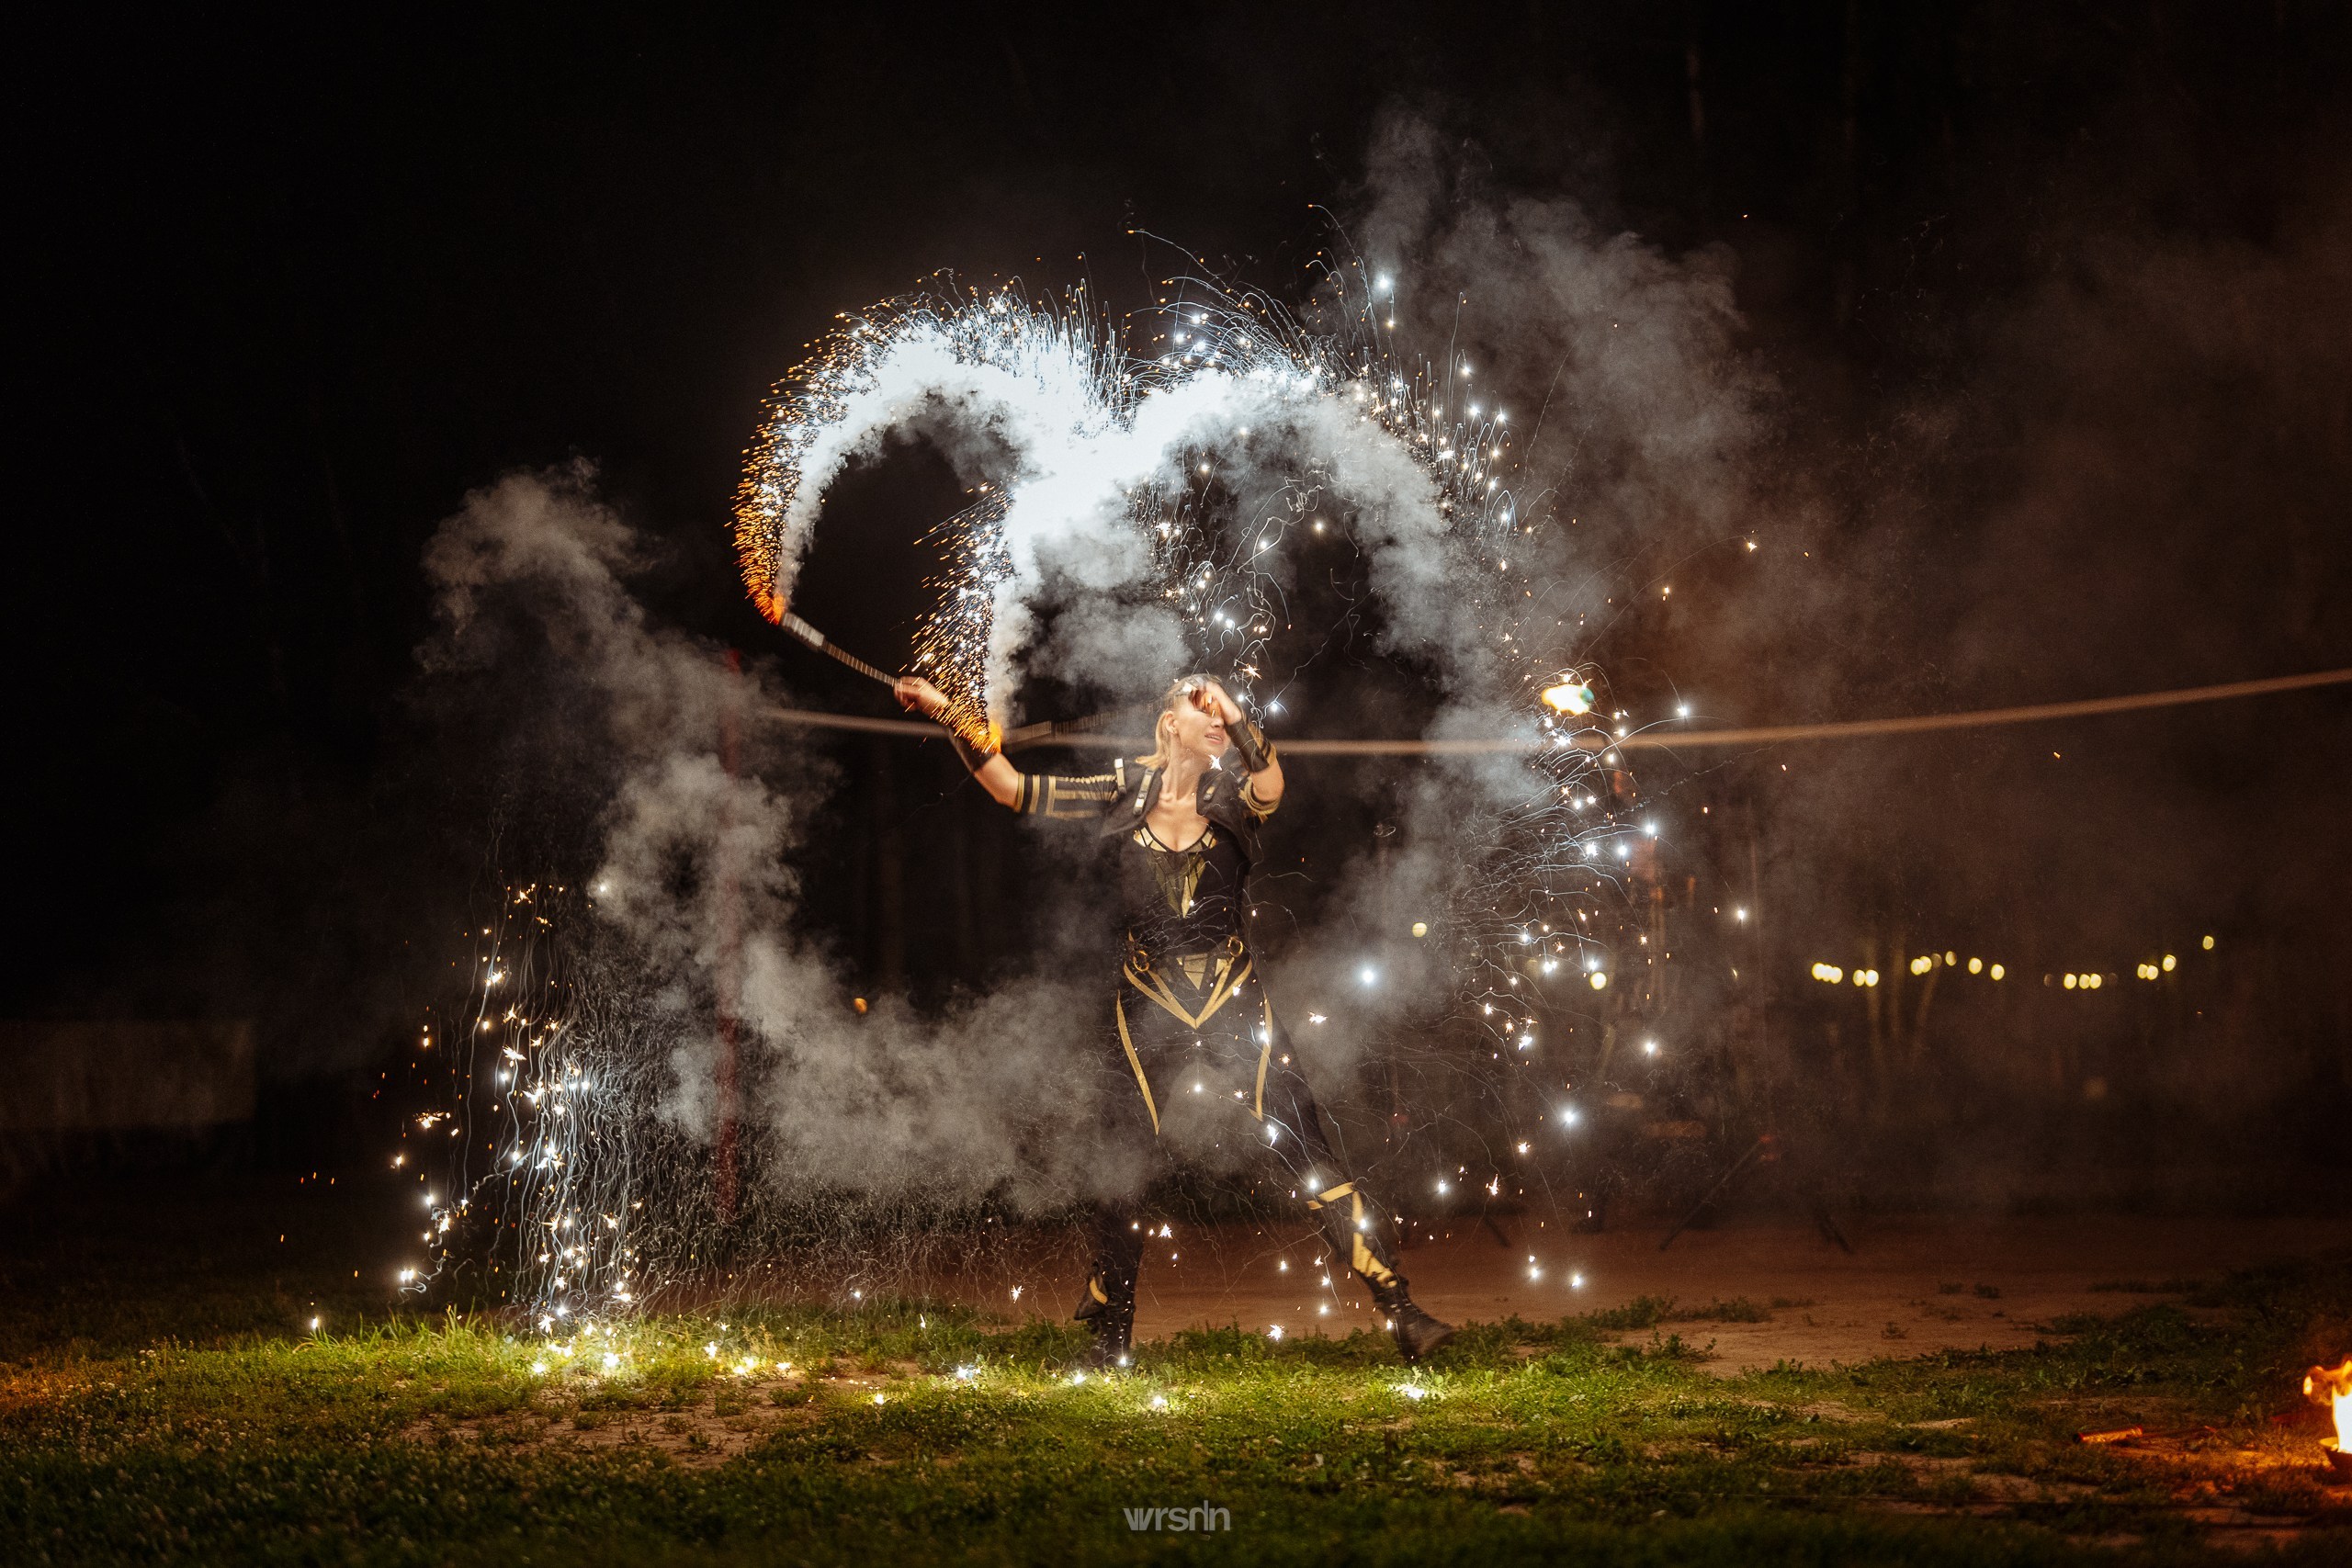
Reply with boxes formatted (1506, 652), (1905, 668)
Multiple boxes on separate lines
(963, 751), (1024, 810)
(1202, 680), (1283, 811)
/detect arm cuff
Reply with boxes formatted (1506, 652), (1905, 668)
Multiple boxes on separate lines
(1228, 715), (1274, 773)
(949, 723), (1001, 773)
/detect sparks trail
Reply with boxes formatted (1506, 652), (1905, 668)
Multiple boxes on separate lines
(411, 244), (1741, 1321)
(731, 273), (1532, 728)
(729, 266), (1636, 1067)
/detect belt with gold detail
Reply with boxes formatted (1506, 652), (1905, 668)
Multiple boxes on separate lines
(1112, 933), (1273, 1135)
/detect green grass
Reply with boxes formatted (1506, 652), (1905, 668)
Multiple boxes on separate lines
(3, 1181), (2349, 1564)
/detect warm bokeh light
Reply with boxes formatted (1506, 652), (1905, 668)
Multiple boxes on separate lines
(1540, 679), (1595, 716)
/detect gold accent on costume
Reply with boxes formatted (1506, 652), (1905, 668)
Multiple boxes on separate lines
(1114, 935), (1272, 1122)
(1304, 1180), (1356, 1213)
(1305, 1179), (1396, 1283)
(1123, 939), (1252, 1030)
(1241, 761), (1279, 820)
(1252, 994), (1272, 1121)
(1114, 994), (1160, 1136)
(1015, 771), (1124, 818)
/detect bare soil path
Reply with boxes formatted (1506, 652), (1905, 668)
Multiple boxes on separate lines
(936, 1212), (2350, 1369)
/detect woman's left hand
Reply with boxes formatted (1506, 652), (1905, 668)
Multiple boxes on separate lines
(1193, 678), (1245, 727)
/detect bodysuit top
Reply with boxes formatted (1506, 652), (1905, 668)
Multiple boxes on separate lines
(1115, 821), (1249, 964)
(1003, 756), (1276, 968)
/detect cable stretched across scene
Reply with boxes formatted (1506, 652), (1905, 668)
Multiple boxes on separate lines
(758, 664), (2352, 755)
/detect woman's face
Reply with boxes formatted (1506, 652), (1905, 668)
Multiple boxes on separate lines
(1164, 683), (1228, 762)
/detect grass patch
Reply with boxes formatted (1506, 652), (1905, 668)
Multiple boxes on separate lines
(1668, 1297), (1773, 1325)
(1571, 1294), (1774, 1330)
(3, 1182), (2349, 1563)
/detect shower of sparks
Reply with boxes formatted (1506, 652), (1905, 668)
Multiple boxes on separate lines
(407, 257), (1675, 1319)
(731, 275), (1550, 733)
(392, 882), (667, 1319)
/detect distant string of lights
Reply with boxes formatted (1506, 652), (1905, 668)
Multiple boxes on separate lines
(1808, 933), (2217, 990)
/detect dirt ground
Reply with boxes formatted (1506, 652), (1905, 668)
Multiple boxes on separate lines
(938, 1210), (2352, 1371)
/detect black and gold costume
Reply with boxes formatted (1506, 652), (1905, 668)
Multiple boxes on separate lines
(999, 751), (1431, 1362)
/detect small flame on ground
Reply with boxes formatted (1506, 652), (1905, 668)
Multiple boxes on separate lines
(2306, 1356), (2352, 1450)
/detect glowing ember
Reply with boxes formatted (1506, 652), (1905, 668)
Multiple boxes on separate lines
(1539, 679), (1594, 716)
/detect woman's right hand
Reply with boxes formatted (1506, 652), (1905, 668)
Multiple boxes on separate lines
(893, 675), (949, 719)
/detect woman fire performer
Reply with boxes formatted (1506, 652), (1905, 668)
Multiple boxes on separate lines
(893, 671), (1456, 1369)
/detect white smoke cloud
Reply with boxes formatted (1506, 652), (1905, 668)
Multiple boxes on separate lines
(1261, 111), (1767, 1079)
(418, 110), (1763, 1231)
(424, 468), (1148, 1214)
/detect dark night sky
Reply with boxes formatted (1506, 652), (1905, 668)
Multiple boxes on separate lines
(9, 5), (2352, 1091)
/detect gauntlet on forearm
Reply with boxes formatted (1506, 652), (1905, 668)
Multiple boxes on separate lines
(1227, 711), (1275, 773)
(946, 709), (1002, 773)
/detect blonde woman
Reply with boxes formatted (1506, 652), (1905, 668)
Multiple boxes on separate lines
(894, 671), (1454, 1368)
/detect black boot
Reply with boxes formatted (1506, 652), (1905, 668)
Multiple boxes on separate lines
(1070, 1212), (1143, 1372)
(1374, 1280), (1457, 1364)
(1072, 1280), (1135, 1371)
(1305, 1179), (1456, 1364)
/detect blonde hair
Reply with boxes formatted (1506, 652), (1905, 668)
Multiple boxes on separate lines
(1139, 673), (1214, 771)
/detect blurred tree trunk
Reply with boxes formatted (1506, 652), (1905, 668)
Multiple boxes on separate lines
(1833, 0), (1865, 329)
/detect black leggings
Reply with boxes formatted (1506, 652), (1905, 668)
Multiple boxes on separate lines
(1080, 964), (1410, 1312)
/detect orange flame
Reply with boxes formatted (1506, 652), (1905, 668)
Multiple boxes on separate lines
(2307, 1357), (2352, 1450)
(1540, 679), (1594, 716)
